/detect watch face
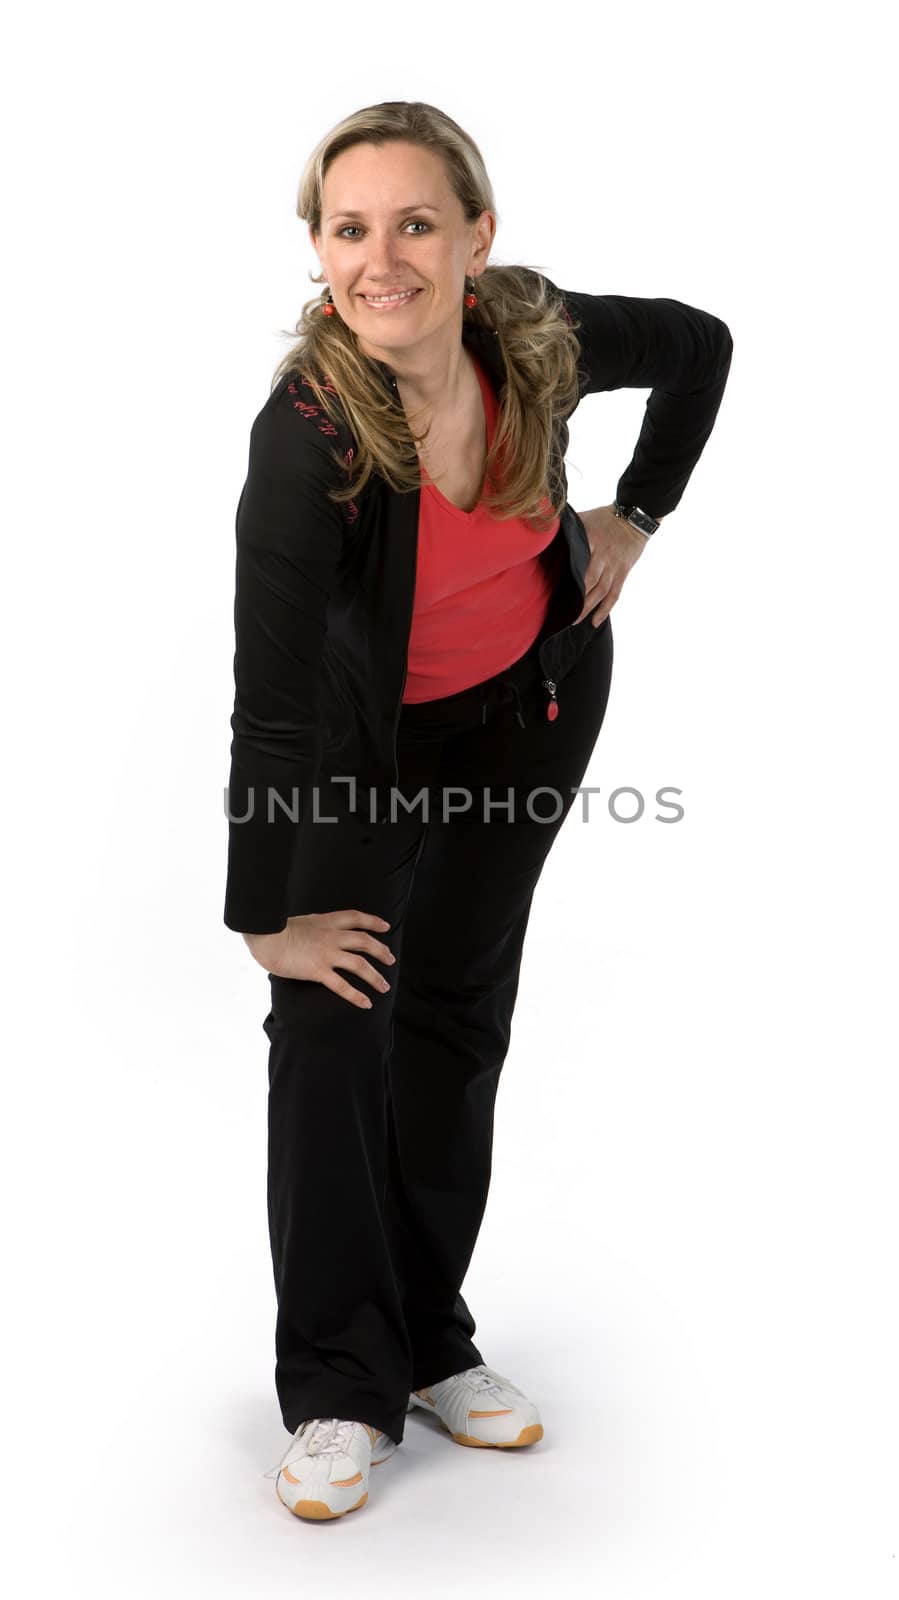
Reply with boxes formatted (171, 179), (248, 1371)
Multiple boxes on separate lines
(627, 506), (657, 535)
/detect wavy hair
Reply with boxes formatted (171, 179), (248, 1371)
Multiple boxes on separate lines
(271, 100), (584, 533)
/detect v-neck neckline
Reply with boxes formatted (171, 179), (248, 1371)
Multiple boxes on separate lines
(420, 352), (495, 521)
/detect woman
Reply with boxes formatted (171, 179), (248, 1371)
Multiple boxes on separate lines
(224, 100), (733, 1522)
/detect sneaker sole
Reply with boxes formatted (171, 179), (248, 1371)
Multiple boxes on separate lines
(276, 1441), (397, 1520)
(439, 1418), (544, 1448)
(278, 1485), (369, 1520)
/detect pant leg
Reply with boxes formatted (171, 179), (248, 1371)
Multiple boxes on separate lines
(383, 617), (615, 1391)
(263, 764), (437, 1445)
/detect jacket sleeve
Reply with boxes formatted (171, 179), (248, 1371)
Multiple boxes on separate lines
(223, 392), (344, 934)
(542, 274), (734, 520)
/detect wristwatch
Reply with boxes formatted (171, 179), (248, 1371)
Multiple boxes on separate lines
(614, 502), (661, 538)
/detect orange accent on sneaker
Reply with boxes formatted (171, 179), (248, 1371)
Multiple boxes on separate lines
(283, 1491), (368, 1520)
(447, 1420), (544, 1448)
(468, 1407), (514, 1417)
(331, 1470), (363, 1487)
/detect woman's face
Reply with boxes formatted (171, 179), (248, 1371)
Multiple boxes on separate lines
(311, 139), (494, 363)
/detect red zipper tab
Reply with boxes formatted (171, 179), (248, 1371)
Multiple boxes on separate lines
(542, 678), (559, 721)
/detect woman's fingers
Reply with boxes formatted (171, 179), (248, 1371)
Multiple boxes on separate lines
(333, 908), (392, 933)
(332, 950), (392, 997)
(323, 973), (376, 1010)
(326, 910), (395, 968)
(279, 912), (396, 1005)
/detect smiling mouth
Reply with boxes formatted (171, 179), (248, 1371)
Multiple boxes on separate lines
(358, 288), (423, 306)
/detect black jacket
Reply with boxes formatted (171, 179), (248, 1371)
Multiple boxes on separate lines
(224, 271), (733, 934)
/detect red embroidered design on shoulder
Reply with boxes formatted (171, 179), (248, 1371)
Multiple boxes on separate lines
(342, 447), (358, 525)
(286, 374), (358, 526)
(288, 376), (339, 437)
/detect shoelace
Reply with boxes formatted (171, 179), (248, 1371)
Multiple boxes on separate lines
(423, 1362), (526, 1400)
(262, 1416), (366, 1480)
(467, 1363), (527, 1396)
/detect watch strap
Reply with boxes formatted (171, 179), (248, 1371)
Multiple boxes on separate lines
(614, 502), (660, 538)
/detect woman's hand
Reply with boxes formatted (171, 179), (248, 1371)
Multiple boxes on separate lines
(243, 910), (396, 1010)
(572, 503), (655, 627)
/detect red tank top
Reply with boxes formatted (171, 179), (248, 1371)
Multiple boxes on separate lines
(401, 351), (560, 703)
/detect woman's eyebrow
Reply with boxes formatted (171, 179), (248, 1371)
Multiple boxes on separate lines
(326, 203), (442, 221)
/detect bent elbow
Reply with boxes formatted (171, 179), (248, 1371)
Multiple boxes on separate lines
(714, 316), (734, 378)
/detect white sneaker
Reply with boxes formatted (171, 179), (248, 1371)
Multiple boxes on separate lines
(406, 1363), (543, 1448)
(264, 1418), (398, 1520)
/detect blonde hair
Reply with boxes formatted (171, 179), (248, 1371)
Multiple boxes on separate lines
(272, 100), (583, 534)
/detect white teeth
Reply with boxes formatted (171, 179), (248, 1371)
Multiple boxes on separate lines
(364, 289), (419, 304)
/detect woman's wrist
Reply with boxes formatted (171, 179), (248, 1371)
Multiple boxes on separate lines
(242, 925), (289, 964)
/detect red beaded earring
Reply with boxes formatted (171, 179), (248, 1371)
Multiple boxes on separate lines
(322, 286), (336, 316)
(464, 274), (478, 309)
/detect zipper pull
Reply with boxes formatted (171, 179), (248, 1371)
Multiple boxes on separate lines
(542, 678), (559, 721)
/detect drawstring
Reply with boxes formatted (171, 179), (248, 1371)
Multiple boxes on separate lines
(495, 674), (527, 729)
(480, 673), (528, 728)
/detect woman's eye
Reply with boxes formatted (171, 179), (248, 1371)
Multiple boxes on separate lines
(337, 220), (430, 239)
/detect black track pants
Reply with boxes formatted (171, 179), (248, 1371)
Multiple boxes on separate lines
(263, 615), (614, 1444)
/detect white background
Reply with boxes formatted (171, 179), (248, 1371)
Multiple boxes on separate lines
(3, 1), (896, 1595)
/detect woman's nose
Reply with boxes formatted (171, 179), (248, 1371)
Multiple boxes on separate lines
(365, 239), (405, 271)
